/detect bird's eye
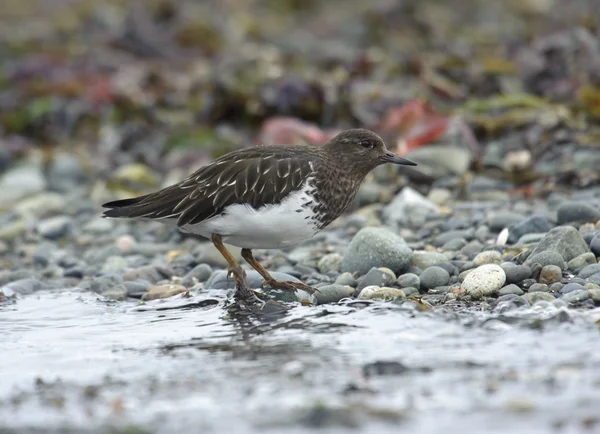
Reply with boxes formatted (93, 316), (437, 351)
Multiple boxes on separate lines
(359, 139), (374, 149)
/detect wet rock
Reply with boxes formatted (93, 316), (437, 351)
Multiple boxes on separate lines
(589, 288), (600, 305)
(193, 242), (243, 267)
(122, 280), (151, 297)
(341, 227), (412, 276)
(1, 278), (44, 295)
(567, 252), (597, 271)
(460, 240), (484, 257)
(317, 253), (343, 274)
(579, 263), (600, 279)
(434, 229), (475, 247)
(356, 267), (396, 291)
(502, 263), (532, 284)
(396, 273), (420, 289)
(560, 283), (585, 294)
(357, 286), (406, 301)
(472, 250), (502, 266)
(508, 215), (553, 243)
(560, 289), (590, 304)
(102, 285), (129, 301)
(0, 270), (34, 287)
(169, 252), (197, 276)
(36, 216), (74, 240)
(526, 226), (589, 265)
(557, 201), (600, 224)
(411, 251), (447, 269)
(538, 265), (562, 285)
(181, 264), (213, 287)
(142, 284), (187, 301)
(549, 282), (564, 293)
(315, 284), (352, 304)
(528, 283), (550, 293)
(521, 292), (556, 304)
(122, 265), (173, 283)
(525, 251), (566, 270)
(461, 264), (506, 299)
(419, 266), (450, 290)
(206, 270), (300, 290)
(0, 165), (46, 207)
(83, 273), (124, 294)
(382, 187), (440, 229)
(334, 272), (357, 287)
(498, 284), (524, 296)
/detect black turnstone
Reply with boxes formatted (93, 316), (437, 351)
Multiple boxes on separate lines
(102, 128), (416, 301)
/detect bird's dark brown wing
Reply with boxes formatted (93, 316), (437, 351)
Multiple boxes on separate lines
(102, 147), (318, 227)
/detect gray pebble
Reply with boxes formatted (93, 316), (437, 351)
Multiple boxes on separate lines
(410, 251), (448, 270)
(567, 252), (597, 272)
(516, 233), (547, 245)
(434, 229), (474, 247)
(472, 250), (502, 265)
(549, 282), (564, 293)
(560, 282), (586, 294)
(122, 280), (152, 297)
(509, 215), (553, 244)
(317, 253), (343, 274)
(525, 226), (589, 263)
(122, 265), (173, 283)
(357, 267), (396, 291)
(528, 283), (550, 293)
(525, 251), (566, 270)
(84, 273), (124, 294)
(102, 285), (128, 301)
(396, 273), (420, 289)
(419, 266), (450, 290)
(334, 272), (358, 287)
(341, 227), (412, 276)
(557, 201), (600, 224)
(433, 262), (458, 276)
(460, 240), (484, 257)
(206, 270), (300, 290)
(442, 238), (467, 251)
(315, 284), (352, 304)
(37, 216), (74, 240)
(169, 252), (198, 276)
(579, 263), (600, 278)
(520, 292), (556, 304)
(181, 263), (213, 287)
(488, 212), (524, 231)
(589, 288), (600, 305)
(402, 286), (419, 297)
(561, 289), (590, 304)
(503, 264), (532, 284)
(590, 233), (600, 257)
(538, 265), (562, 285)
(101, 256), (129, 272)
(1, 278), (44, 295)
(498, 284), (524, 296)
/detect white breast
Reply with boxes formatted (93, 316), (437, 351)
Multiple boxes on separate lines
(180, 179), (320, 249)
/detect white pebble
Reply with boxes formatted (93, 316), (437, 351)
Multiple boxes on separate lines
(462, 264), (506, 299)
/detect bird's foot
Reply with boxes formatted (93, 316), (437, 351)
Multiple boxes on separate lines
(262, 279), (319, 295)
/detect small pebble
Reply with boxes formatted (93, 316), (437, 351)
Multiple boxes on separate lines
(538, 265), (562, 285)
(419, 266), (450, 290)
(396, 273), (420, 289)
(142, 284), (188, 301)
(461, 264), (506, 299)
(317, 253), (343, 274)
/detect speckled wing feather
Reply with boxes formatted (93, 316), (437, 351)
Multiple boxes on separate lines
(102, 147), (317, 227)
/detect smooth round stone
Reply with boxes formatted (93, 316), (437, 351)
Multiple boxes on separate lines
(169, 252), (198, 275)
(516, 233), (547, 245)
(402, 286), (419, 297)
(433, 262), (458, 276)
(122, 265), (173, 283)
(549, 282), (564, 293)
(461, 264), (506, 299)
(567, 252), (597, 271)
(560, 282), (586, 294)
(472, 250), (502, 266)
(590, 233), (600, 257)
(589, 288), (600, 305)
(498, 284), (524, 296)
(315, 284), (352, 304)
(557, 201), (600, 224)
(419, 266), (450, 290)
(525, 251), (566, 270)
(520, 292), (556, 304)
(82, 218), (115, 234)
(101, 256), (129, 272)
(410, 251), (448, 270)
(318, 253), (343, 274)
(528, 283), (550, 293)
(560, 289), (590, 304)
(334, 272), (358, 287)
(460, 240), (484, 257)
(122, 280), (152, 297)
(102, 284), (128, 301)
(206, 270), (301, 290)
(396, 273), (420, 289)
(142, 284), (187, 301)
(15, 192), (67, 219)
(538, 265), (562, 285)
(502, 264), (532, 284)
(357, 286), (406, 302)
(525, 226), (589, 264)
(442, 238), (467, 251)
(46, 152), (88, 192)
(83, 273), (124, 293)
(487, 212), (524, 231)
(341, 227), (412, 276)
(0, 165), (46, 206)
(508, 215), (553, 244)
(36, 216), (74, 240)
(1, 278), (44, 295)
(579, 263), (600, 278)
(181, 263), (213, 287)
(357, 267), (396, 291)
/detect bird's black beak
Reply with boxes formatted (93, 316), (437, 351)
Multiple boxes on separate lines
(381, 151), (417, 166)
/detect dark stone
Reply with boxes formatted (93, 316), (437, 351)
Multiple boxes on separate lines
(508, 215), (553, 244)
(557, 201), (600, 224)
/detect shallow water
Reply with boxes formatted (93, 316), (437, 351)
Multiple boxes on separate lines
(1, 292), (600, 434)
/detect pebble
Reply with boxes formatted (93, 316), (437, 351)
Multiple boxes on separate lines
(589, 288), (600, 305)
(193, 242), (243, 268)
(317, 253), (343, 274)
(556, 201), (600, 224)
(396, 273), (420, 289)
(567, 252), (597, 271)
(502, 263), (532, 284)
(560, 289), (590, 304)
(15, 193), (67, 219)
(487, 212), (525, 231)
(122, 280), (152, 297)
(334, 272), (357, 287)
(0, 165), (46, 206)
(357, 286), (406, 301)
(410, 251), (448, 270)
(560, 282), (586, 294)
(498, 284), (524, 296)
(538, 265), (562, 285)
(508, 215), (553, 243)
(525, 251), (566, 270)
(549, 282), (564, 293)
(460, 240), (484, 257)
(442, 238), (467, 251)
(102, 285), (129, 301)
(461, 264), (506, 299)
(1, 278), (44, 295)
(382, 187), (440, 228)
(419, 266), (450, 290)
(82, 218), (115, 234)
(590, 233), (600, 257)
(434, 229), (474, 247)
(36, 216), (74, 240)
(181, 264), (213, 287)
(46, 153), (88, 192)
(102, 256), (129, 272)
(521, 292), (556, 304)
(122, 265), (173, 283)
(528, 283), (550, 293)
(525, 226), (590, 263)
(472, 250), (502, 266)
(516, 233), (547, 245)
(356, 267), (396, 291)
(341, 227), (413, 276)
(206, 270), (300, 290)
(315, 284), (352, 304)
(142, 284), (187, 301)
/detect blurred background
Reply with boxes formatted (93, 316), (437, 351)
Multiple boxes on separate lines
(1, 0), (599, 210)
